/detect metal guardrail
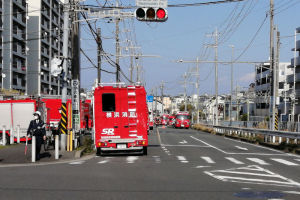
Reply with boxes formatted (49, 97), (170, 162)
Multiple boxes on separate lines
(211, 125), (300, 140)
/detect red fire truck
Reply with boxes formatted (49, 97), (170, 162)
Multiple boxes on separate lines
(41, 98), (93, 132)
(174, 112), (191, 129)
(160, 114), (169, 126)
(0, 99), (45, 143)
(93, 85), (149, 155)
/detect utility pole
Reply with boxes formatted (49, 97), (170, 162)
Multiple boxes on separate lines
(206, 28), (220, 125)
(229, 45), (234, 126)
(183, 72), (188, 112)
(115, 0), (120, 82)
(196, 57), (200, 124)
(155, 87), (158, 116)
(160, 81), (165, 114)
(270, 0), (275, 130)
(60, 1), (71, 151)
(97, 28), (102, 84)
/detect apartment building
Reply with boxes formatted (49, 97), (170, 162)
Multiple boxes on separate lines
(287, 27), (300, 121)
(1, 0), (27, 93)
(27, 0), (72, 96)
(255, 62), (292, 119)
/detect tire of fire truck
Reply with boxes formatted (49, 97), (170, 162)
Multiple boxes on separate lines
(143, 147), (148, 155)
(96, 147), (103, 156)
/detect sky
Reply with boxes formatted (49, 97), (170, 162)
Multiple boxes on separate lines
(80, 0), (300, 96)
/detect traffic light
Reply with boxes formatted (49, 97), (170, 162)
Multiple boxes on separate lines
(135, 7), (168, 22)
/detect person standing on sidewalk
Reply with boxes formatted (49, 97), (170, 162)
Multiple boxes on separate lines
(26, 111), (46, 160)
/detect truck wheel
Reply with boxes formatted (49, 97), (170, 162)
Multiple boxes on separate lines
(96, 147), (102, 156)
(143, 147), (148, 155)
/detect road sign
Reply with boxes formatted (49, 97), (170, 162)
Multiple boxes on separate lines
(136, 0), (168, 8)
(72, 80), (80, 131)
(147, 95), (154, 102)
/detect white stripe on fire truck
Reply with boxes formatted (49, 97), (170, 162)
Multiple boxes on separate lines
(128, 92), (136, 96)
(128, 109), (136, 112)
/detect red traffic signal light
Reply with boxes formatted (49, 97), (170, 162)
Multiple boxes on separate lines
(135, 7), (168, 22)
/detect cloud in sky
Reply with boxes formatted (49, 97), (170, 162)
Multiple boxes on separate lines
(238, 72), (255, 83)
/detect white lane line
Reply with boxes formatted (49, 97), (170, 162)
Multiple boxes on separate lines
(190, 136), (227, 153)
(98, 160), (109, 164)
(69, 161), (85, 165)
(247, 158), (270, 165)
(235, 146), (248, 151)
(225, 157), (244, 165)
(271, 158), (299, 166)
(201, 156), (215, 164)
(126, 156), (139, 164)
(295, 159), (300, 162)
(161, 144), (210, 147)
(177, 156), (189, 163)
(194, 166), (211, 169)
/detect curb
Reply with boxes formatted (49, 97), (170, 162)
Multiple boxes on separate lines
(75, 147), (86, 158)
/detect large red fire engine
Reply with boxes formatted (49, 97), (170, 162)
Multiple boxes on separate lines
(174, 111), (191, 129)
(93, 85), (148, 155)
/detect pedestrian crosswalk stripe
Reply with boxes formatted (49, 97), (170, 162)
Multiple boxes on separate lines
(271, 158), (299, 166)
(177, 156), (188, 163)
(126, 156), (139, 164)
(225, 157), (244, 164)
(247, 158), (269, 165)
(201, 156), (215, 164)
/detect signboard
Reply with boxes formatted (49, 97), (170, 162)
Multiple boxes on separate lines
(147, 95), (154, 102)
(72, 80), (80, 131)
(136, 0), (168, 8)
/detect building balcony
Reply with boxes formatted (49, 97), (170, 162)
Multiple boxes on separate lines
(287, 73), (300, 83)
(13, 0), (26, 10)
(291, 57), (300, 67)
(255, 83), (271, 92)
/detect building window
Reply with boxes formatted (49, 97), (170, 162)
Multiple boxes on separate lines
(279, 82), (284, 89)
(102, 93), (115, 112)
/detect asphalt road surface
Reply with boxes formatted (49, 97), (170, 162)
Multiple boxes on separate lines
(1, 127), (300, 200)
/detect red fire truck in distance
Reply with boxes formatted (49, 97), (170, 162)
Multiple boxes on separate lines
(160, 114), (169, 126)
(174, 112), (191, 129)
(93, 85), (148, 155)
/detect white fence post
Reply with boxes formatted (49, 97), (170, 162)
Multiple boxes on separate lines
(32, 136), (36, 162)
(272, 136), (276, 144)
(17, 125), (20, 143)
(279, 137), (282, 144)
(2, 126), (6, 146)
(10, 127), (14, 145)
(55, 135), (59, 160)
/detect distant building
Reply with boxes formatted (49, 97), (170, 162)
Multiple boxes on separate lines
(254, 62), (291, 121)
(27, 0), (72, 96)
(1, 0), (28, 93)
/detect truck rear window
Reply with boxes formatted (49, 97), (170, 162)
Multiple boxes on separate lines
(102, 93), (115, 112)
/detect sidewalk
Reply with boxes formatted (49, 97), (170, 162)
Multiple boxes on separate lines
(0, 143), (76, 164)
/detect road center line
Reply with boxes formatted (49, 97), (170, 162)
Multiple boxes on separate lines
(235, 146), (248, 151)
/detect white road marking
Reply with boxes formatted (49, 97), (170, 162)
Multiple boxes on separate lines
(271, 158), (299, 166)
(205, 165), (300, 188)
(225, 157), (244, 165)
(179, 140), (188, 144)
(247, 158), (270, 165)
(201, 156), (215, 164)
(295, 159), (300, 162)
(98, 160), (109, 164)
(153, 156), (161, 163)
(126, 156), (139, 164)
(177, 156), (189, 163)
(69, 161), (84, 165)
(190, 136), (227, 153)
(162, 144), (210, 147)
(235, 146), (248, 151)
(194, 165), (211, 169)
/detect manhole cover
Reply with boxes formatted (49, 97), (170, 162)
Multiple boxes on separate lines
(234, 191), (285, 199)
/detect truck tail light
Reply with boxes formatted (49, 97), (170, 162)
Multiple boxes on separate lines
(137, 140), (145, 145)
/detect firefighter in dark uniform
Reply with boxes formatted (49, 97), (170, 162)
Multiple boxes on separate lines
(26, 111), (46, 160)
